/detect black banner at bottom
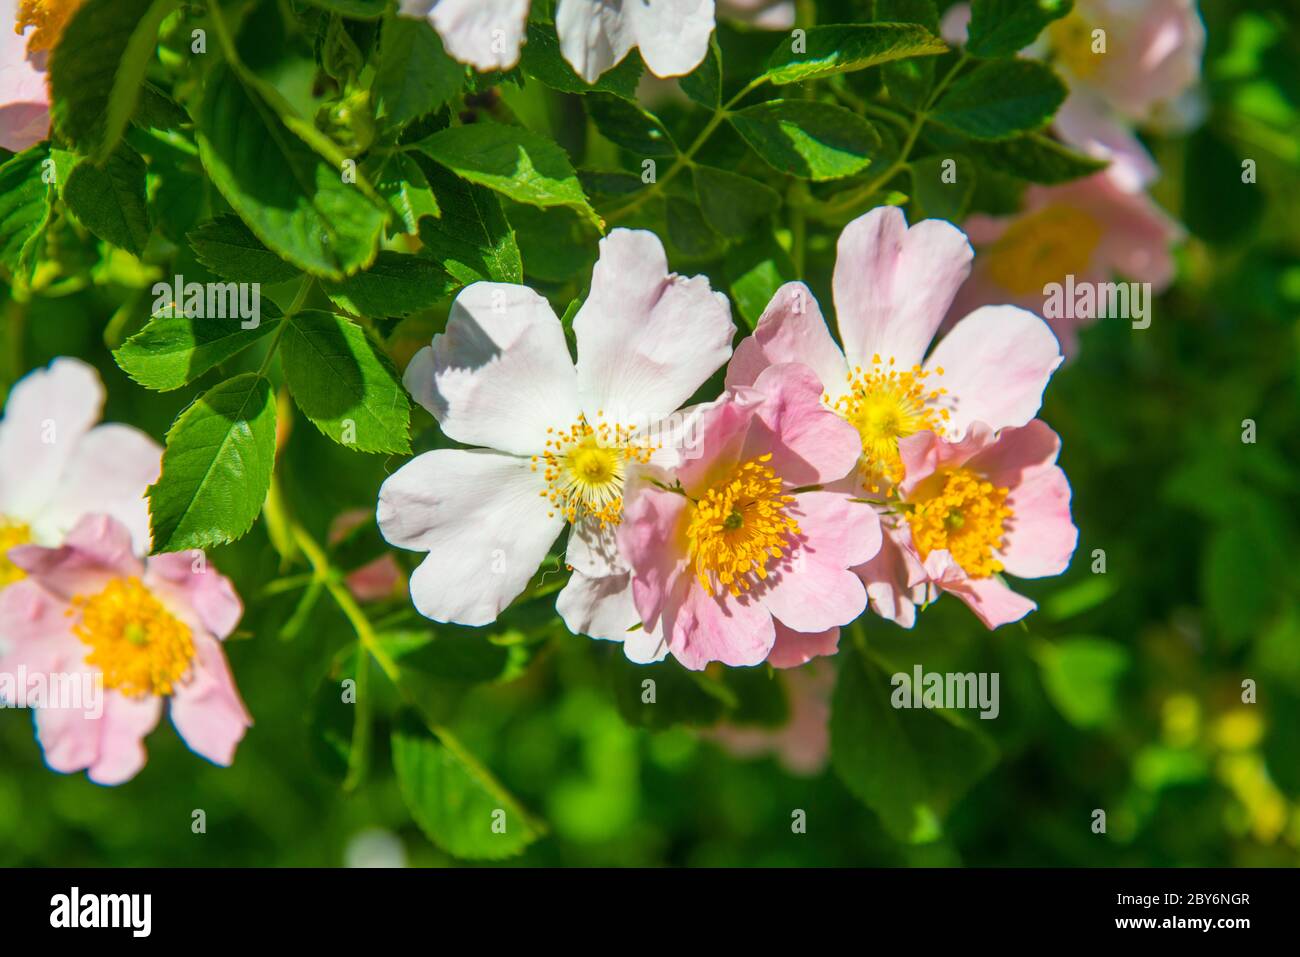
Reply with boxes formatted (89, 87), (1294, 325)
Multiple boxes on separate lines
(0, 866), (1287, 942)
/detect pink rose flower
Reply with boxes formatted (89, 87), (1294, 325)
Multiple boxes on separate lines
(0, 514), (251, 784)
(724, 207), (1063, 626)
(0, 358), (161, 585)
(884, 420), (1078, 629)
(616, 362), (881, 671)
(0, 0), (74, 152)
(948, 173), (1183, 356)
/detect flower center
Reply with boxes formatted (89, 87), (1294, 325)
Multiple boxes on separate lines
(0, 518), (32, 588)
(986, 204), (1104, 296)
(686, 454), (800, 596)
(71, 577), (195, 698)
(1049, 10), (1103, 80)
(534, 414), (654, 527)
(15, 0), (83, 55)
(828, 355), (949, 494)
(906, 468), (1012, 579)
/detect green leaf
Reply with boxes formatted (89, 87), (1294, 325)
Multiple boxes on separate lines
(930, 60), (1067, 141)
(63, 145), (152, 256)
(693, 165), (781, 237)
(761, 22), (947, 85)
(909, 154), (975, 222)
(1034, 637), (1129, 729)
(0, 146), (59, 280)
(586, 94), (678, 157)
(729, 100), (879, 181)
(300, 0), (386, 17)
(666, 197), (724, 259)
(374, 12), (463, 131)
(416, 161), (522, 285)
(509, 203), (596, 283)
(281, 311), (411, 453)
(961, 133), (1107, 184)
(521, 21), (643, 99)
(188, 214), (303, 284)
(967, 0), (1074, 59)
(878, 0), (940, 109)
(607, 656), (732, 730)
(148, 374), (277, 553)
(194, 64), (388, 279)
(48, 0), (175, 160)
(323, 250), (456, 316)
(725, 232), (795, 329)
(372, 154), (441, 235)
(680, 35), (722, 108)
(392, 720), (542, 860)
(831, 647), (997, 843)
(409, 123), (600, 229)
(114, 302), (283, 392)
(1183, 127), (1265, 245)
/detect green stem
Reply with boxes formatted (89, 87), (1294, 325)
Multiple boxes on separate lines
(817, 53), (969, 218)
(605, 77), (768, 225)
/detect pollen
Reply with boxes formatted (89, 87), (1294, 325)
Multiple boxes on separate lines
(532, 413), (655, 527)
(0, 519), (32, 588)
(830, 355), (949, 493)
(70, 577), (195, 698)
(985, 204), (1104, 296)
(686, 454), (800, 597)
(906, 468), (1012, 579)
(1049, 10), (1103, 81)
(15, 0), (83, 54)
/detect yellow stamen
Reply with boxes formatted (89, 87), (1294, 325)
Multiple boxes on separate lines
(15, 0), (83, 55)
(534, 413), (655, 527)
(1049, 10), (1103, 81)
(906, 468), (1012, 579)
(986, 204), (1104, 296)
(829, 355), (949, 493)
(71, 577), (195, 698)
(0, 519), (32, 588)
(686, 454), (800, 597)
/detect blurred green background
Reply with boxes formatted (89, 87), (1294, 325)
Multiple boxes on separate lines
(2, 0), (1299, 866)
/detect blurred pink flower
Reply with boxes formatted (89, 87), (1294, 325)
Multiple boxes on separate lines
(0, 514), (251, 784)
(941, 0), (1205, 129)
(616, 363), (880, 671)
(328, 509), (405, 603)
(707, 659), (833, 775)
(717, 0), (794, 29)
(948, 173), (1183, 356)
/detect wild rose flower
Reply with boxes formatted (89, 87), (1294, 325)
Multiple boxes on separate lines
(0, 514), (251, 785)
(616, 362), (881, 671)
(941, 0), (1205, 129)
(0, 0), (74, 152)
(398, 0), (716, 82)
(888, 421), (1077, 629)
(725, 207), (1063, 628)
(947, 173), (1183, 357)
(378, 229), (734, 629)
(0, 357), (161, 588)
